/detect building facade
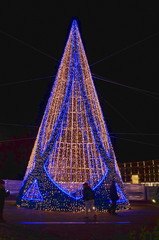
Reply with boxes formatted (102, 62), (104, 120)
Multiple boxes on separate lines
(118, 159), (159, 186)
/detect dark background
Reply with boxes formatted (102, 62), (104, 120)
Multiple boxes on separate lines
(0, 1), (159, 179)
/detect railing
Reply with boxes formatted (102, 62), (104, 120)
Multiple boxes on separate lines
(3, 180), (159, 201)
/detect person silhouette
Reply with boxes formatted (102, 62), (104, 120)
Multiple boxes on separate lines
(0, 179), (10, 222)
(82, 182), (97, 220)
(107, 180), (119, 215)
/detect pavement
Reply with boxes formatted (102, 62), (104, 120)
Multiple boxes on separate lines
(0, 200), (159, 240)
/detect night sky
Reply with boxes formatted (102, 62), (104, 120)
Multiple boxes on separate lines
(0, 2), (159, 179)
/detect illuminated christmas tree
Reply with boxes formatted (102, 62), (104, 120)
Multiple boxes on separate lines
(17, 20), (129, 211)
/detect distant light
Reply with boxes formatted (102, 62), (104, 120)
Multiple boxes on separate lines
(131, 175), (139, 184)
(152, 199), (156, 203)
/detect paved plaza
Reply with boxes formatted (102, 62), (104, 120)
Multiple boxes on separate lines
(0, 200), (159, 240)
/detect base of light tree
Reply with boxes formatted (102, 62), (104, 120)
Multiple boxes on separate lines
(16, 177), (130, 212)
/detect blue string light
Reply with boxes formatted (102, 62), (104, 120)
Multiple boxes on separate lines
(22, 180), (43, 201)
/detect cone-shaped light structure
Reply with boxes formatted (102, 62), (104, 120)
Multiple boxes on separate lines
(17, 20), (129, 211)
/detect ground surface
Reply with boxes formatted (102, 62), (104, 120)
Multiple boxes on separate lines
(0, 200), (159, 240)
